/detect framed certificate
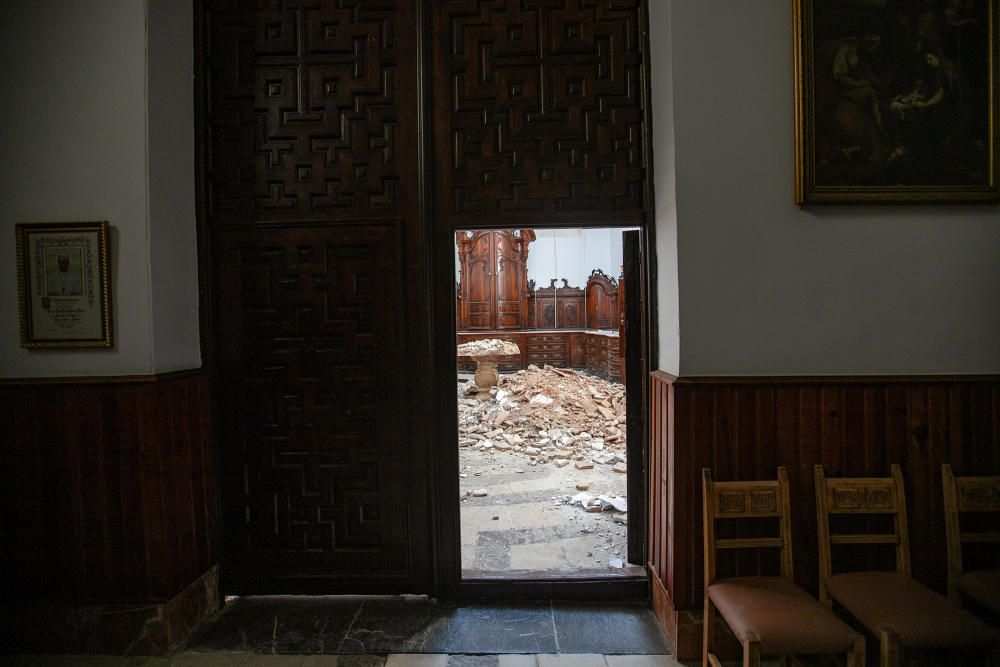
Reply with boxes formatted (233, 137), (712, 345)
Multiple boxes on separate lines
(16, 221), (113, 348)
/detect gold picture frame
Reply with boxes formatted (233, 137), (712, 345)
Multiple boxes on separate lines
(16, 221), (113, 349)
(794, 0), (999, 204)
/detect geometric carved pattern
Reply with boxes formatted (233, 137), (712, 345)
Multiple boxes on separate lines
(204, 0), (428, 590)
(435, 0), (647, 223)
(958, 480), (1000, 512)
(831, 489), (861, 510)
(215, 224), (409, 577)
(208, 0), (402, 221)
(864, 487), (892, 511)
(830, 484), (897, 512)
(750, 491), (778, 514)
(719, 492), (745, 514)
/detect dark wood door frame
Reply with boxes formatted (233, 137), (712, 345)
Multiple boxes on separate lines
(431, 223), (656, 601)
(623, 230), (647, 567)
(424, 0), (658, 601)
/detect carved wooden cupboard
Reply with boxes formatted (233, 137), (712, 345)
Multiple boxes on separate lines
(456, 230), (535, 331)
(586, 269), (619, 330)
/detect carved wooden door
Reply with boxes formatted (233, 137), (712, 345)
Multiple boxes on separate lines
(464, 232), (495, 330)
(204, 0), (431, 594)
(494, 232), (525, 329)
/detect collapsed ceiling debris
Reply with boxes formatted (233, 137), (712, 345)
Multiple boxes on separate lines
(458, 364), (626, 470)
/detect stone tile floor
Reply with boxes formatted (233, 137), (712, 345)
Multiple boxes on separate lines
(459, 447), (629, 572)
(186, 597), (669, 656)
(3, 597), (703, 666)
(1, 655), (685, 666)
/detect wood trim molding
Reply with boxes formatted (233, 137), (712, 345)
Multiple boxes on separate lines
(0, 367), (205, 386)
(651, 369), (677, 383)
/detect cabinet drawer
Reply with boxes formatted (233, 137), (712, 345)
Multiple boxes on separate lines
(527, 343), (564, 353)
(527, 334), (565, 343)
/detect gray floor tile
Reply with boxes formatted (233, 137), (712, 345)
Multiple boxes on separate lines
(536, 655), (606, 667)
(496, 657), (537, 667)
(237, 656), (305, 666)
(299, 656), (342, 666)
(384, 656), (449, 667)
(170, 652), (253, 666)
(446, 656), (499, 666)
(551, 604), (668, 655)
(328, 658), (388, 667)
(605, 657), (682, 667)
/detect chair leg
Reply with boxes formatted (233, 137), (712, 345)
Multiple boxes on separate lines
(878, 629), (901, 667)
(703, 596), (714, 667)
(847, 633), (866, 667)
(778, 655), (788, 667)
(743, 637), (762, 667)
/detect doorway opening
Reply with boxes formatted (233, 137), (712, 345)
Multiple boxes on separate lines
(454, 227), (646, 579)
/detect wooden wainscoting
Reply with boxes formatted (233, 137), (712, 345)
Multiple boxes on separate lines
(0, 370), (217, 654)
(649, 373), (1000, 660)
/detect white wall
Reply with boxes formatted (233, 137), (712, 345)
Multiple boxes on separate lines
(527, 229), (626, 289)
(648, 0), (681, 376)
(0, 0), (200, 378)
(665, 1), (1000, 376)
(148, 0), (201, 372)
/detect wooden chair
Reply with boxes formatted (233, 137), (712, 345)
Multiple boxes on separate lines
(702, 467), (865, 667)
(942, 464), (1000, 617)
(814, 464), (999, 667)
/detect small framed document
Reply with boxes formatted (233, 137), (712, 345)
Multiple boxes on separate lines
(16, 221), (113, 349)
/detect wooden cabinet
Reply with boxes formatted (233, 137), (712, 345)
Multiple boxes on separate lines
(457, 230), (535, 331)
(586, 333), (622, 383)
(586, 270), (619, 330)
(531, 279), (585, 330)
(526, 333), (568, 367)
(568, 333), (587, 368)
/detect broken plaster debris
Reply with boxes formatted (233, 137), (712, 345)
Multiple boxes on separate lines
(458, 364), (626, 470)
(457, 339), (521, 356)
(458, 365), (630, 570)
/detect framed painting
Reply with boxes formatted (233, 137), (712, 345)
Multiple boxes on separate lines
(794, 0), (999, 204)
(15, 221), (113, 348)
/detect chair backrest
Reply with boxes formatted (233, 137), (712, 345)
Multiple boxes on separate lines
(702, 467), (794, 590)
(942, 463), (1000, 604)
(813, 464), (910, 602)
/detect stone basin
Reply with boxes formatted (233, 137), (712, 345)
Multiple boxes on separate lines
(456, 339), (521, 399)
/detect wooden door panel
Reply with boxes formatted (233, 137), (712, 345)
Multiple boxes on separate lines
(432, 0), (648, 228)
(494, 232), (524, 329)
(466, 232), (496, 329)
(558, 295), (585, 329)
(214, 225), (414, 586)
(204, 0), (430, 593)
(207, 1), (407, 224)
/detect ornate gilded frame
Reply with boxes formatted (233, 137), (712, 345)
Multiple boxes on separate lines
(16, 221), (113, 349)
(794, 0), (999, 204)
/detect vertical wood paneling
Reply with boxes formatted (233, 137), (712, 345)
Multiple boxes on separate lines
(0, 371), (216, 603)
(650, 374), (1000, 619)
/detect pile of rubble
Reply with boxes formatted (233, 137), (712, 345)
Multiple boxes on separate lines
(458, 364), (627, 471)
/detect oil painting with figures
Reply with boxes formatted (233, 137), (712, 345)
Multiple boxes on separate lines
(795, 0), (999, 203)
